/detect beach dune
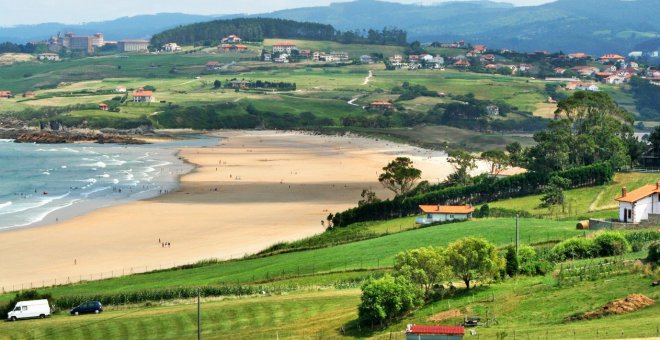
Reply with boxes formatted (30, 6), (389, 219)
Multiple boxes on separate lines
(0, 131), (485, 289)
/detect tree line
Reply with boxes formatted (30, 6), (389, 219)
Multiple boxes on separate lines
(151, 18), (406, 47)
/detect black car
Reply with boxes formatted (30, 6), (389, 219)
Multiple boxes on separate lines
(70, 301), (103, 316)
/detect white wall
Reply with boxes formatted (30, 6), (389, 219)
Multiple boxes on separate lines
(620, 194), (660, 223)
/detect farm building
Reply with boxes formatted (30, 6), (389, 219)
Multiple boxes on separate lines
(0, 91), (12, 99)
(405, 324), (465, 340)
(368, 102), (394, 111)
(416, 205), (475, 225)
(99, 103), (109, 111)
(616, 184), (660, 224)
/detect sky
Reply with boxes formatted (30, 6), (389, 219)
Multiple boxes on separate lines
(1, 0), (554, 27)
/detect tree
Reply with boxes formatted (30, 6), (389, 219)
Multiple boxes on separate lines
(446, 237), (504, 289)
(446, 150), (476, 186)
(503, 246), (520, 277)
(394, 247), (452, 299)
(213, 80), (222, 89)
(540, 175), (571, 209)
(481, 150), (509, 176)
(649, 126), (660, 150)
(358, 274), (422, 327)
(378, 157), (422, 196)
(505, 142), (524, 167)
(358, 189), (380, 207)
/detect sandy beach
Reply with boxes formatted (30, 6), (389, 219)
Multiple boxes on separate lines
(0, 131), (487, 289)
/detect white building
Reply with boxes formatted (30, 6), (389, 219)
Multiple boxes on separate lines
(133, 91), (155, 103)
(162, 43), (181, 52)
(37, 53), (60, 61)
(118, 40), (149, 52)
(616, 183), (660, 223)
(416, 205), (475, 225)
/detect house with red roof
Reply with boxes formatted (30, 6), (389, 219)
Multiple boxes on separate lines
(568, 52), (589, 59)
(453, 59), (470, 68)
(219, 44), (248, 53)
(272, 42), (297, 54)
(221, 35), (241, 44)
(416, 205), (475, 225)
(616, 183), (660, 223)
(99, 103), (109, 111)
(406, 324), (465, 340)
(368, 102), (394, 111)
(0, 91), (12, 99)
(598, 54), (625, 63)
(570, 66), (600, 77)
(206, 61), (221, 70)
(133, 91), (155, 103)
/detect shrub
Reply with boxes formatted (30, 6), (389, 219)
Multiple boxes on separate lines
(504, 246), (519, 277)
(552, 238), (598, 261)
(593, 231), (631, 257)
(648, 240), (660, 265)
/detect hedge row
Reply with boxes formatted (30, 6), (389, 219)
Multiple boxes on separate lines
(332, 163), (614, 227)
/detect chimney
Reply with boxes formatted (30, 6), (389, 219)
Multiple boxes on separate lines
(436, 204), (440, 211)
(656, 182), (660, 190)
(621, 187), (627, 197)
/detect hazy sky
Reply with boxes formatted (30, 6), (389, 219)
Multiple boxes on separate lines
(1, 0), (554, 27)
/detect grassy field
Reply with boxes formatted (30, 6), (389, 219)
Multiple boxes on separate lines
(487, 172), (660, 219)
(0, 217), (583, 303)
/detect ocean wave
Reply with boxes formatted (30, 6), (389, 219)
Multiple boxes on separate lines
(0, 192), (71, 216)
(0, 139), (14, 143)
(83, 161), (107, 168)
(0, 198), (81, 230)
(81, 186), (111, 198)
(0, 201), (12, 210)
(98, 173), (110, 178)
(42, 172), (51, 175)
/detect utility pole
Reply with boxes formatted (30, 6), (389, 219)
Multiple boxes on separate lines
(197, 287), (201, 340)
(515, 214), (519, 256)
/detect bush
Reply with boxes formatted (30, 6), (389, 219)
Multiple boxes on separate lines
(552, 238), (598, 261)
(504, 246), (519, 277)
(648, 240), (660, 265)
(594, 231), (631, 257)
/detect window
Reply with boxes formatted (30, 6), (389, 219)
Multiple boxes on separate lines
(22, 306), (27, 311)
(450, 215), (454, 219)
(14, 307), (20, 311)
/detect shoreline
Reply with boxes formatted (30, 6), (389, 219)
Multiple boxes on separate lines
(0, 137), (203, 232)
(0, 130), (488, 289)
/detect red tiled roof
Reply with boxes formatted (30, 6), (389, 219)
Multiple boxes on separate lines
(408, 325), (465, 335)
(273, 42), (297, 46)
(99, 103), (108, 107)
(370, 102), (393, 106)
(599, 54), (625, 60)
(419, 205), (475, 214)
(133, 91), (153, 97)
(616, 183), (660, 203)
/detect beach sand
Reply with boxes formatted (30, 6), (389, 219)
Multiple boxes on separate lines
(0, 131), (487, 289)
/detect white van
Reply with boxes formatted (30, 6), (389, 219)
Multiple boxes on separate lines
(7, 299), (51, 321)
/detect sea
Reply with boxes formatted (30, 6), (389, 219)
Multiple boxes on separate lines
(0, 135), (217, 231)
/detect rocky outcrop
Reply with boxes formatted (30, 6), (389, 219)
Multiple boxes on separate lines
(13, 131), (148, 144)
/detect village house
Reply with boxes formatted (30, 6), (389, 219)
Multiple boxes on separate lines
(206, 61), (221, 71)
(629, 61), (639, 69)
(219, 44), (248, 53)
(263, 53), (272, 62)
(472, 44), (486, 54)
(330, 51), (350, 61)
(554, 67), (567, 75)
(604, 75), (625, 85)
(132, 90), (155, 103)
(571, 66), (600, 77)
(221, 35), (242, 44)
(99, 103), (109, 111)
(359, 55), (373, 64)
(416, 205), (475, 225)
(577, 83), (600, 91)
(568, 52), (589, 59)
(162, 43), (181, 52)
(37, 53), (60, 61)
(518, 64), (533, 72)
(115, 86), (127, 93)
(406, 325), (465, 340)
(598, 54), (625, 63)
(390, 54), (404, 63)
(616, 183), (660, 224)
(453, 59), (470, 68)
(368, 102), (394, 111)
(272, 42), (297, 54)
(299, 49), (311, 58)
(486, 104), (500, 116)
(273, 54), (289, 63)
(22, 92), (36, 98)
(229, 80), (250, 89)
(480, 54), (495, 63)
(0, 91), (12, 99)
(485, 64), (498, 70)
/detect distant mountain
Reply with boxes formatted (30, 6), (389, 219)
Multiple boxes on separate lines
(259, 0), (660, 54)
(0, 13), (227, 43)
(2, 0), (659, 55)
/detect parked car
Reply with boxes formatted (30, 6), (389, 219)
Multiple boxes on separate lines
(7, 299), (51, 321)
(70, 301), (103, 316)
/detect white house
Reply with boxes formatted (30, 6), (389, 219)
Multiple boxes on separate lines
(416, 205), (475, 225)
(272, 42), (297, 54)
(37, 53), (60, 61)
(162, 43), (181, 52)
(615, 183), (660, 223)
